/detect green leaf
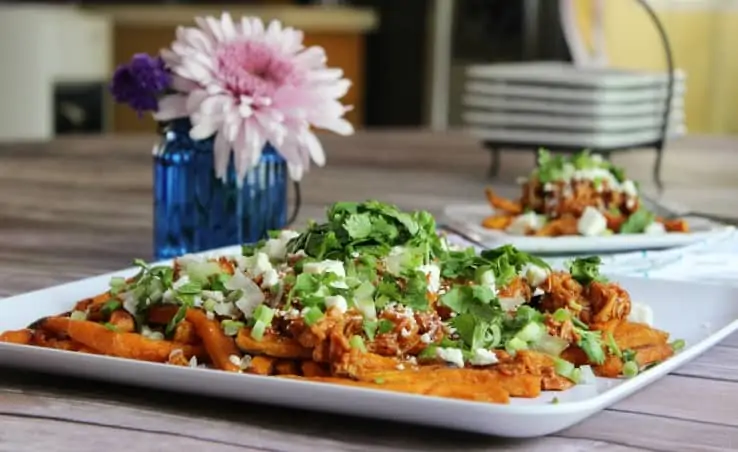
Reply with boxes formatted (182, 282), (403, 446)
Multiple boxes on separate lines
(377, 319), (395, 334)
(569, 256), (606, 286)
(165, 305), (188, 336)
(344, 213), (374, 239)
(101, 300), (122, 316)
(620, 208), (656, 234)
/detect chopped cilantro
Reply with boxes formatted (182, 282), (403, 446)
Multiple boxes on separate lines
(620, 208), (656, 234)
(569, 256), (606, 285)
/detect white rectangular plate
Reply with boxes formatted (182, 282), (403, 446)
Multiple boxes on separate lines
(1, 247), (736, 438)
(443, 204), (733, 255)
(465, 62), (687, 89)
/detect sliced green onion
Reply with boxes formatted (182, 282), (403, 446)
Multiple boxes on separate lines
(532, 333), (569, 356)
(553, 357), (576, 380)
(101, 300), (122, 316)
(109, 276), (127, 294)
(623, 360), (639, 378)
(670, 339), (686, 352)
(186, 261), (223, 284)
(578, 365), (597, 385)
(505, 337), (528, 355)
(302, 307), (324, 326)
(253, 304), (275, 324)
(516, 322), (544, 343)
(103, 322), (118, 332)
(605, 331), (622, 357)
(221, 320), (245, 337)
(69, 310), (87, 321)
(202, 299), (216, 312)
(176, 282), (203, 295)
(250, 321), (268, 341)
(552, 308), (571, 323)
(349, 335), (367, 353)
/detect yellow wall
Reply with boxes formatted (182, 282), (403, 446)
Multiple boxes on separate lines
(573, 1), (736, 135)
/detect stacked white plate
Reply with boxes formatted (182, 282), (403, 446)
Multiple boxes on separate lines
(462, 61), (687, 149)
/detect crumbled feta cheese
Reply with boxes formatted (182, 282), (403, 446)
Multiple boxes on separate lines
(498, 295), (527, 312)
(436, 347), (465, 368)
(417, 264), (441, 293)
(400, 327), (412, 338)
(532, 287), (544, 297)
(469, 348), (499, 366)
(577, 206), (608, 236)
(279, 230), (300, 243)
(261, 268), (280, 288)
(303, 259), (346, 278)
(420, 333), (433, 344)
(141, 325), (164, 341)
(324, 295), (348, 314)
(235, 288), (265, 319)
(263, 238), (287, 261)
(506, 212), (546, 236)
(644, 222), (666, 235)
(543, 182), (554, 192)
(628, 302), (654, 326)
(626, 198), (636, 210)
(522, 264), (549, 287)
(396, 364), (405, 370)
(188, 356), (198, 368)
(228, 354), (241, 367)
(621, 180), (638, 197)
(252, 252), (273, 276)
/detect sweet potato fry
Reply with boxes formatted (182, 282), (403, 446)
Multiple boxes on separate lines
(173, 320), (198, 345)
(185, 308), (241, 372)
(274, 359), (299, 376)
(333, 349), (406, 378)
(109, 310), (135, 333)
(534, 215), (578, 237)
(485, 188), (523, 215)
(38, 317), (198, 361)
(148, 305), (179, 324)
(247, 355), (276, 375)
(481, 214), (514, 230)
(301, 360), (331, 377)
(660, 218), (689, 233)
(0, 329), (32, 345)
(281, 375), (510, 404)
(235, 328), (313, 359)
(359, 366), (541, 398)
(73, 291), (112, 312)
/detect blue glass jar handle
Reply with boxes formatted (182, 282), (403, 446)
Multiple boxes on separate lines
(287, 181), (302, 226)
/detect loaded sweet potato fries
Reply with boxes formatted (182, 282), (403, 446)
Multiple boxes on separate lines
(482, 150), (689, 237)
(0, 201), (683, 404)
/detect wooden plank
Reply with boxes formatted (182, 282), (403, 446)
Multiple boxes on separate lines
(560, 410), (738, 452)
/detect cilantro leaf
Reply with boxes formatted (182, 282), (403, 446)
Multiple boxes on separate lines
(569, 256), (606, 285)
(620, 208), (656, 234)
(344, 213), (373, 239)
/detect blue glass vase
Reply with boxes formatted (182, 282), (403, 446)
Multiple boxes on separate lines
(153, 118), (289, 260)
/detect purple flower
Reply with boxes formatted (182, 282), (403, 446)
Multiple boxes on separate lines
(109, 53), (172, 116)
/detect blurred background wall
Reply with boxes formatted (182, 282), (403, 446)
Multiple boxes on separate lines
(0, 0), (734, 140)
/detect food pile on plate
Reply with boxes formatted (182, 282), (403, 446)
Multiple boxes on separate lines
(0, 201), (683, 404)
(482, 150), (689, 237)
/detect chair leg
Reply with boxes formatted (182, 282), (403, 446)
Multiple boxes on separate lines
(653, 145), (665, 193)
(488, 148), (501, 178)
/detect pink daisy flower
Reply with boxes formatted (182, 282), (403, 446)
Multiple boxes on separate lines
(154, 13), (354, 184)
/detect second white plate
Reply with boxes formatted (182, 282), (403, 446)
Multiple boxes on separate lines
(443, 203), (734, 254)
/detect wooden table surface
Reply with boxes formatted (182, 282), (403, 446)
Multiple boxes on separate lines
(1, 131), (737, 452)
